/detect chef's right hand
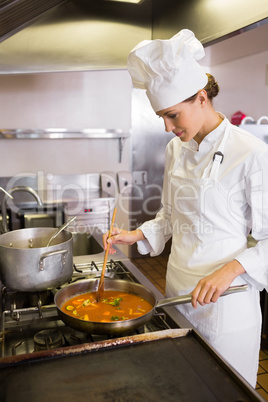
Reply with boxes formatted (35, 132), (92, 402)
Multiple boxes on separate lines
(102, 228), (145, 254)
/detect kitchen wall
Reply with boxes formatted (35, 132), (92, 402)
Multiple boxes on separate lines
(209, 49), (268, 121)
(0, 69), (132, 176)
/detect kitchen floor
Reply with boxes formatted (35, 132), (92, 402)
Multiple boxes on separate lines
(131, 255), (268, 401)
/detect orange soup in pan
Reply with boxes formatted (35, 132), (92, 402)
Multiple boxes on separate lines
(62, 290), (153, 323)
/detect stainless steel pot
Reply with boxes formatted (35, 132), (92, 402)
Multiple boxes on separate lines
(54, 278), (248, 335)
(0, 227), (73, 292)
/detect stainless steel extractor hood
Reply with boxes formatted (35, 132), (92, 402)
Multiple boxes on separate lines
(0, 0), (68, 42)
(0, 0), (152, 74)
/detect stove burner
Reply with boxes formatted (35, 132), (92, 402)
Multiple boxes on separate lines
(34, 329), (65, 351)
(72, 259), (133, 281)
(1, 286), (55, 312)
(1, 259), (176, 359)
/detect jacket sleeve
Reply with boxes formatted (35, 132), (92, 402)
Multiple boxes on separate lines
(137, 141), (175, 256)
(235, 148), (268, 291)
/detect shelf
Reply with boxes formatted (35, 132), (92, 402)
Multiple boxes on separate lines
(0, 128), (128, 139)
(0, 129), (129, 162)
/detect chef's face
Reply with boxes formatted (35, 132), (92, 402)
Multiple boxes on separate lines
(156, 92), (206, 143)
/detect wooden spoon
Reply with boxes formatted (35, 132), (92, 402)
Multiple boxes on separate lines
(96, 207), (117, 302)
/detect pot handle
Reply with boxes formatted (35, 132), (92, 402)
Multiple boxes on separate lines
(156, 284), (248, 309)
(39, 249), (68, 271)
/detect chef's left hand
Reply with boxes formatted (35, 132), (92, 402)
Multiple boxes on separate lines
(191, 259), (246, 309)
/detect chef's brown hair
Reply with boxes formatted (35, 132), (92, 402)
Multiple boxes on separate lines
(184, 73), (219, 103)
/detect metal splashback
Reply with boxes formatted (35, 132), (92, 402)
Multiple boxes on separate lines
(0, 0), (152, 74)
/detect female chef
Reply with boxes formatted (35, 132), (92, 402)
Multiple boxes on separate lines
(103, 29), (268, 387)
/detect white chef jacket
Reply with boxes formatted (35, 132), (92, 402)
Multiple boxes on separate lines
(137, 115), (268, 387)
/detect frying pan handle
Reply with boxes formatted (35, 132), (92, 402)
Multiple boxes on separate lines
(156, 284), (248, 309)
(39, 249), (68, 271)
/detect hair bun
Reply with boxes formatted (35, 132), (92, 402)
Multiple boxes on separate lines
(205, 73), (219, 99)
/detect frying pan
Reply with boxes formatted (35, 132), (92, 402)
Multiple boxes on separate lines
(54, 278), (248, 335)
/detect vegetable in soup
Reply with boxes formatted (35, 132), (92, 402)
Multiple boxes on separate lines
(62, 290), (153, 322)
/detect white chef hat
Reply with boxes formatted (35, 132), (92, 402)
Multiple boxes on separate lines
(127, 29), (208, 112)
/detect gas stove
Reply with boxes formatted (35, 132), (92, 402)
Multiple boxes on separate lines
(0, 251), (264, 401)
(0, 259), (180, 361)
